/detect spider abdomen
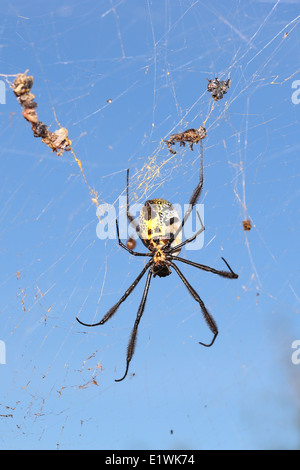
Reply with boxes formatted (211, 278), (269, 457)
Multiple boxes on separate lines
(139, 199), (182, 254)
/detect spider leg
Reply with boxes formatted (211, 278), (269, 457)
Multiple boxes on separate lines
(116, 219), (151, 257)
(126, 169), (146, 244)
(190, 143), (194, 151)
(115, 269), (153, 382)
(183, 138), (204, 226)
(126, 169), (137, 228)
(126, 169), (154, 248)
(76, 260), (153, 327)
(169, 256), (238, 279)
(166, 140), (204, 249)
(169, 261), (218, 347)
(168, 211), (204, 253)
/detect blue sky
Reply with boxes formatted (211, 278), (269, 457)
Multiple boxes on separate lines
(0, 0), (300, 450)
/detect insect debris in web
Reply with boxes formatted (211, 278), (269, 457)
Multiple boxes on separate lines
(164, 126), (207, 155)
(207, 77), (231, 101)
(11, 71), (72, 157)
(126, 237), (137, 250)
(242, 219), (252, 231)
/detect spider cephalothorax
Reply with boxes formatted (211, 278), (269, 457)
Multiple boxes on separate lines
(151, 249), (170, 278)
(76, 139), (238, 382)
(164, 126), (207, 154)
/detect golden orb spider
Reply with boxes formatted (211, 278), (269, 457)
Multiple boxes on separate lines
(76, 140), (238, 382)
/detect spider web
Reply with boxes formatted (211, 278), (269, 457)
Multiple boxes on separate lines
(0, 0), (300, 450)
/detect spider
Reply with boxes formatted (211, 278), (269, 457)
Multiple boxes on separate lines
(207, 78), (231, 101)
(76, 139), (238, 382)
(164, 126), (207, 154)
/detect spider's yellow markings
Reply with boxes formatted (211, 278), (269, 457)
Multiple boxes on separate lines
(153, 249), (166, 264)
(139, 199), (182, 254)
